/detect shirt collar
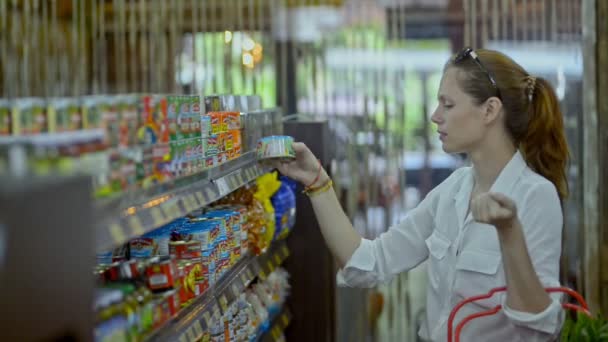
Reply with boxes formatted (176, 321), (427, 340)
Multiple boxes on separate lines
(453, 150), (526, 225)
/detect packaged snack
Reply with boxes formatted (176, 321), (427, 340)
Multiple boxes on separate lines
(188, 95), (202, 139)
(271, 176), (297, 240)
(208, 112), (223, 135)
(205, 134), (220, 157)
(200, 114), (211, 138)
(256, 136), (295, 161)
(222, 112), (241, 131)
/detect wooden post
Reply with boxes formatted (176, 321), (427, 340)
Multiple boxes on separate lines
(597, 0), (608, 315)
(582, 0), (608, 314)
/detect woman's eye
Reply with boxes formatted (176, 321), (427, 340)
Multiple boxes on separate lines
(444, 103), (453, 109)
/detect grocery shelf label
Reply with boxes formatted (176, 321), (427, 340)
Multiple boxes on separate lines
(179, 335), (188, 342)
(195, 191), (204, 203)
(128, 216), (144, 235)
(215, 177), (230, 197)
(109, 222), (126, 244)
(193, 321), (203, 337)
(274, 253), (282, 265)
(232, 283), (240, 297)
(150, 207), (165, 226)
(281, 245), (289, 259)
(219, 295), (228, 312)
(203, 311), (211, 326)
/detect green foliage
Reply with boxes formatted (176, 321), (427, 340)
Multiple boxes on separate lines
(561, 312), (608, 342)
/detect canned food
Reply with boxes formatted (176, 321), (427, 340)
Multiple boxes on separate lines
(129, 237), (157, 259)
(145, 256), (178, 291)
(178, 260), (202, 304)
(256, 136), (295, 161)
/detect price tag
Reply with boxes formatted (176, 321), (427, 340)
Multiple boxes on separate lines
(195, 191), (205, 204)
(179, 335), (188, 342)
(236, 171), (244, 185)
(109, 222), (126, 244)
(247, 269), (254, 280)
(215, 177), (230, 197)
(282, 314), (289, 326)
(128, 216), (144, 235)
(240, 273), (248, 284)
(150, 207), (165, 226)
(267, 260), (274, 273)
(203, 311), (211, 326)
(161, 202), (179, 220)
(274, 254), (282, 265)
(193, 320), (203, 337)
(232, 283), (240, 297)
(183, 195), (195, 212)
(219, 295), (228, 311)
(203, 184), (217, 202)
(281, 245), (289, 259)
(186, 329), (196, 342)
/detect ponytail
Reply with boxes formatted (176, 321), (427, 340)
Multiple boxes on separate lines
(519, 77), (570, 201)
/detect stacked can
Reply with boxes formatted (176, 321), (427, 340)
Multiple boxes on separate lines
(201, 111), (242, 168)
(167, 95), (204, 177)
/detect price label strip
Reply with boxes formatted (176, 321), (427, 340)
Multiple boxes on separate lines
(215, 177), (230, 197)
(219, 295), (228, 312)
(150, 207), (165, 226)
(128, 216), (144, 235)
(109, 222), (126, 244)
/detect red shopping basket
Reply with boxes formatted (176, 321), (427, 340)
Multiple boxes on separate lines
(447, 286), (591, 342)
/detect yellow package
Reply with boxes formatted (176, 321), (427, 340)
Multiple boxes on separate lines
(254, 172), (282, 250)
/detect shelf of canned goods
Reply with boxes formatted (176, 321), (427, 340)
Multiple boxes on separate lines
(95, 151), (269, 253)
(145, 240), (290, 342)
(257, 307), (292, 342)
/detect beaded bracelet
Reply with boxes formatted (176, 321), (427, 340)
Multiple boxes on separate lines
(304, 159), (322, 189)
(303, 179), (333, 197)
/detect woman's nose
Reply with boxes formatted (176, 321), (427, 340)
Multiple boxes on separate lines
(431, 107), (442, 124)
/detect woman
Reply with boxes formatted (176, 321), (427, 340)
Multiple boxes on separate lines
(276, 48), (569, 341)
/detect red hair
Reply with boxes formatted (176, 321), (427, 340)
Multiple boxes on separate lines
(447, 49), (569, 201)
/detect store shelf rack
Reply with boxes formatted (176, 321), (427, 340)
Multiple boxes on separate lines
(145, 240), (290, 342)
(95, 152), (267, 252)
(257, 307), (292, 342)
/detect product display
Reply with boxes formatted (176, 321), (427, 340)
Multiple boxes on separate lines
(0, 95), (281, 199)
(92, 168), (294, 341)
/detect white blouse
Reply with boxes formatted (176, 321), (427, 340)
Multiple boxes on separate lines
(337, 151), (564, 341)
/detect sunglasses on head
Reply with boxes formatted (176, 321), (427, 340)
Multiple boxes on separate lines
(454, 47), (502, 100)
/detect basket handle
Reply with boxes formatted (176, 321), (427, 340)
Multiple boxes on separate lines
(447, 287), (590, 342)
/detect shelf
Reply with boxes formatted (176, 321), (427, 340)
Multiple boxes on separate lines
(145, 240), (290, 342)
(95, 152), (268, 252)
(258, 307), (292, 342)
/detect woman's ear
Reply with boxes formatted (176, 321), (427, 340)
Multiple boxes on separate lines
(483, 97), (503, 124)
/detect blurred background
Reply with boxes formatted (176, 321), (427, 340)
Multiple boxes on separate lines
(1, 0), (606, 341)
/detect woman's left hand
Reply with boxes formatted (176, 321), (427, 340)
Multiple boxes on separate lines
(471, 192), (518, 229)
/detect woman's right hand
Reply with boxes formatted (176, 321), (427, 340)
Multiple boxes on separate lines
(275, 142), (328, 187)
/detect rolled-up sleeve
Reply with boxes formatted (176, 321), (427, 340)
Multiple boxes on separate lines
(504, 181), (565, 337)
